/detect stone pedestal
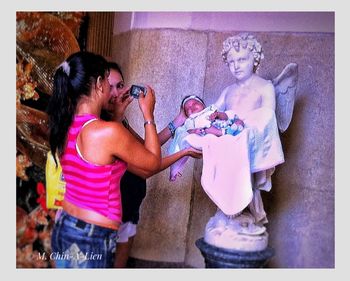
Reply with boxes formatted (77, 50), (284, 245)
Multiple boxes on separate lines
(195, 238), (274, 268)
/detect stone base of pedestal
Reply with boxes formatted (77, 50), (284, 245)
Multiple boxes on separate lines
(195, 238), (274, 268)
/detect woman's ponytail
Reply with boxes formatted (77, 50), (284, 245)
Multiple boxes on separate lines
(47, 65), (74, 166)
(47, 51), (109, 166)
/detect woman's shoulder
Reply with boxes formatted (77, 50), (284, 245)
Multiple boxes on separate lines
(83, 119), (125, 138)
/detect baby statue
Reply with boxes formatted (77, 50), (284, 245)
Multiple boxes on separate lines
(167, 95), (245, 181)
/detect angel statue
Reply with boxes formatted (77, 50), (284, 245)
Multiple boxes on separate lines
(181, 33), (298, 251)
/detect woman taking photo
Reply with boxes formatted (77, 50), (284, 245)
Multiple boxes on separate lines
(47, 51), (160, 268)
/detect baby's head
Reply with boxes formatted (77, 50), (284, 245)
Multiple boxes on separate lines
(181, 95), (205, 117)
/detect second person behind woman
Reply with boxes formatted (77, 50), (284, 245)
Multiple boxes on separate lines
(104, 61), (202, 267)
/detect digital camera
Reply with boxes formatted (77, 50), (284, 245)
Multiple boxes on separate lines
(129, 85), (147, 99)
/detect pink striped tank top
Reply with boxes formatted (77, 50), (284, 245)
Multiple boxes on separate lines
(61, 114), (127, 222)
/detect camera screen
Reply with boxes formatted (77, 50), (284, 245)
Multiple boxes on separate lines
(130, 85), (146, 99)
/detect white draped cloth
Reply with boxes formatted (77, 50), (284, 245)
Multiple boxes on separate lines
(184, 107), (285, 221)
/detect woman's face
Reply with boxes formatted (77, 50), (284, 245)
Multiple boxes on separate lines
(105, 69), (126, 112)
(184, 99), (205, 117)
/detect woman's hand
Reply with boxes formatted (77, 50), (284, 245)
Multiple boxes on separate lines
(110, 86), (133, 121)
(173, 104), (187, 127)
(138, 85), (156, 120)
(184, 147), (202, 159)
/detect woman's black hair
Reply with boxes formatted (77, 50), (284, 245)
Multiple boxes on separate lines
(107, 61), (124, 80)
(46, 51), (109, 165)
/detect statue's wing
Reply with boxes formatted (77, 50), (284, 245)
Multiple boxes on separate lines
(272, 63), (298, 133)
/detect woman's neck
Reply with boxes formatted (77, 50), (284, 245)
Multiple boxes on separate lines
(76, 98), (101, 117)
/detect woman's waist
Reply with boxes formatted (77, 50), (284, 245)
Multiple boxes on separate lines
(62, 200), (120, 230)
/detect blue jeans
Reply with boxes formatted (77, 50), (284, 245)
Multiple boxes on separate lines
(51, 210), (118, 268)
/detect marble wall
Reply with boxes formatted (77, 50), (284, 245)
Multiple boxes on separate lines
(111, 29), (334, 268)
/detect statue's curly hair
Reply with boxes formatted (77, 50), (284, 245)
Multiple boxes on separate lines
(221, 33), (264, 72)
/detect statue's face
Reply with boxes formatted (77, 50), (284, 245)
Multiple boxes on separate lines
(227, 47), (255, 82)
